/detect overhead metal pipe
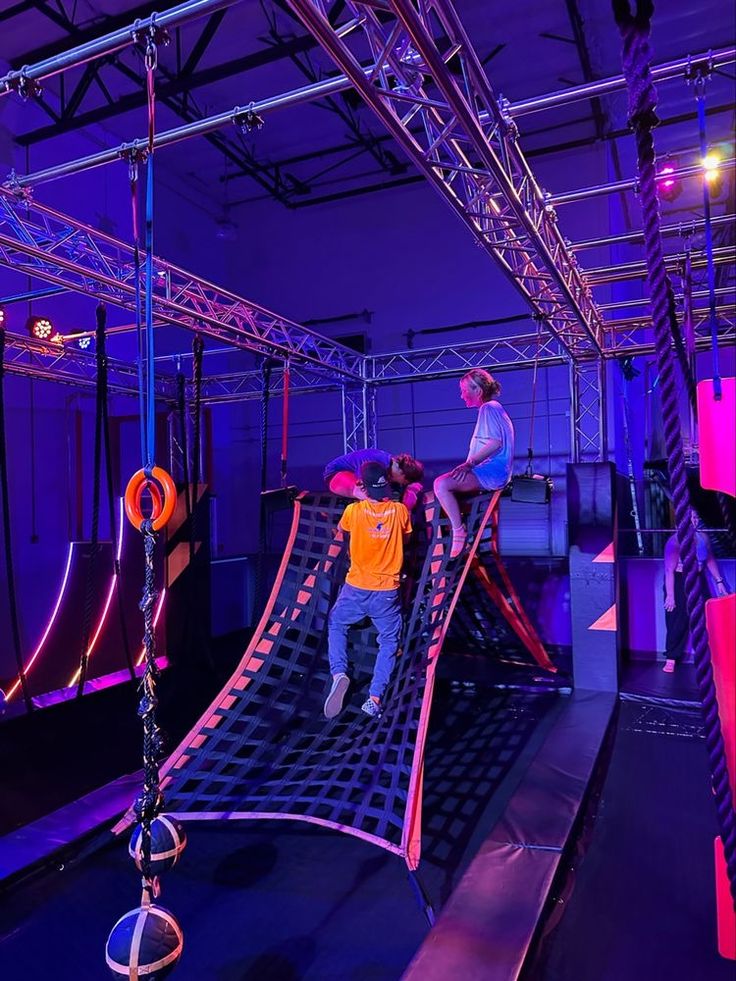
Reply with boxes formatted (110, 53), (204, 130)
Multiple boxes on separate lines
(507, 46), (736, 116)
(573, 213), (736, 250)
(603, 303), (735, 328)
(0, 285), (67, 305)
(600, 286), (733, 311)
(551, 157), (736, 206)
(0, 0), (244, 97)
(9, 38), (732, 189)
(587, 246), (735, 284)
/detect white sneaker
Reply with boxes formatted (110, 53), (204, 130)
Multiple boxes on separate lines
(662, 659), (676, 674)
(324, 673), (350, 718)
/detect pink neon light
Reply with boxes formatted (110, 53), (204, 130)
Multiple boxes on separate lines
(136, 589), (167, 666)
(67, 499), (125, 688)
(6, 544), (74, 701)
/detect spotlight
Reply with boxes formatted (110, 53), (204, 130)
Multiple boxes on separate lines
(27, 315), (54, 340)
(0, 307), (5, 328)
(703, 151), (723, 196)
(656, 159), (681, 203)
(78, 335), (92, 350)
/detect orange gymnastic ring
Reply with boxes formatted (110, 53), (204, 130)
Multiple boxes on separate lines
(124, 467), (177, 532)
(133, 478), (164, 522)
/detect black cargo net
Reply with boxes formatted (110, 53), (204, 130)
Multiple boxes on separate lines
(153, 491), (498, 868)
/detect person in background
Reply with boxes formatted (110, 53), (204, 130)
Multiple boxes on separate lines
(323, 448), (424, 511)
(662, 508), (729, 673)
(323, 460), (412, 719)
(433, 368), (514, 558)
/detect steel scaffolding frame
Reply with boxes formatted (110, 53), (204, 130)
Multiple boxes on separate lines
(570, 359), (607, 463)
(285, 0), (604, 361)
(0, 5), (732, 459)
(0, 187), (362, 379)
(2, 331), (177, 399)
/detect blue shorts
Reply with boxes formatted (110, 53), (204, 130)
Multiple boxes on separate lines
(472, 459), (511, 490)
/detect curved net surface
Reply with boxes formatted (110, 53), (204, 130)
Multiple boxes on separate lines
(145, 491), (498, 868)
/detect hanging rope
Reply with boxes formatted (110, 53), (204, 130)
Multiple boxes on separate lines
(176, 363), (192, 522)
(281, 361), (290, 487)
(255, 359), (272, 616)
(0, 327), (33, 711)
(191, 334), (204, 530)
(526, 315), (543, 477)
(613, 0), (736, 905)
(76, 303), (107, 697)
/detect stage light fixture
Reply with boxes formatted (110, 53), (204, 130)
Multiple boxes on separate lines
(0, 307), (5, 328)
(27, 315), (54, 340)
(78, 335), (92, 350)
(702, 151), (724, 197)
(656, 159), (681, 203)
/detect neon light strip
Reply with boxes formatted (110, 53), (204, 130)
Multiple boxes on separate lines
(6, 543), (74, 702)
(136, 589), (166, 666)
(67, 498), (125, 688)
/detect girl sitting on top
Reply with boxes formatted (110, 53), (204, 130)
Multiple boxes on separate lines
(433, 368), (515, 557)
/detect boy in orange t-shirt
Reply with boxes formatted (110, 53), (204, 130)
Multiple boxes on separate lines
(324, 461), (412, 719)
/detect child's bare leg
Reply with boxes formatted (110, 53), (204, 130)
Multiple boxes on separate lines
(328, 471), (367, 500)
(433, 471), (482, 557)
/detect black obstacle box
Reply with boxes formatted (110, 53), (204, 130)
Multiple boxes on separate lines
(511, 473), (553, 504)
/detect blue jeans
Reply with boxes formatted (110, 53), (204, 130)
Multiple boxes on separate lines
(328, 584), (403, 700)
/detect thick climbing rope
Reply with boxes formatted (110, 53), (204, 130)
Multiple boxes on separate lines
(613, 0), (736, 904)
(129, 31), (166, 891)
(76, 304), (107, 697)
(0, 327), (33, 711)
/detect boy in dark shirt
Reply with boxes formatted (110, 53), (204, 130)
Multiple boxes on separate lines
(323, 448), (424, 511)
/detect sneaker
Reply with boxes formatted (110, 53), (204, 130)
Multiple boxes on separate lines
(662, 659), (676, 674)
(450, 525), (467, 558)
(361, 697), (382, 718)
(324, 673), (350, 719)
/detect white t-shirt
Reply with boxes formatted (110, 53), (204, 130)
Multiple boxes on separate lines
(468, 400), (514, 489)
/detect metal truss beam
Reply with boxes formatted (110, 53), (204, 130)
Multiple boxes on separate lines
(197, 362), (341, 403)
(342, 382), (376, 453)
(570, 359), (606, 463)
(0, 188), (363, 379)
(603, 306), (736, 354)
(368, 332), (567, 382)
(285, 0), (604, 359)
(2, 331), (177, 399)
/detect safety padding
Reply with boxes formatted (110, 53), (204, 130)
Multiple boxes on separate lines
(698, 378), (736, 498)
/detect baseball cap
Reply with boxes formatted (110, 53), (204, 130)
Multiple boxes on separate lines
(360, 461), (392, 500)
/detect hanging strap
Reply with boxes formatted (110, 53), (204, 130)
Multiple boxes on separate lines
(281, 362), (290, 487)
(526, 315), (544, 476)
(76, 303), (107, 697)
(693, 73), (722, 399)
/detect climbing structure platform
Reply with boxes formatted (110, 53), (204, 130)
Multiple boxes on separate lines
(449, 503), (556, 670)
(120, 491), (499, 868)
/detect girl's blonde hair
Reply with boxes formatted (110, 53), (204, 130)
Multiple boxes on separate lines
(461, 368), (501, 402)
